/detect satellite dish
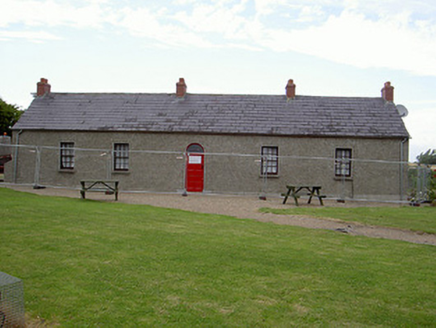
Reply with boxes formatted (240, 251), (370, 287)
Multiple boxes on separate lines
(396, 104), (408, 117)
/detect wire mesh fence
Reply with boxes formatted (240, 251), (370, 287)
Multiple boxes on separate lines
(1, 143), (434, 204)
(407, 164), (436, 204)
(0, 272), (25, 328)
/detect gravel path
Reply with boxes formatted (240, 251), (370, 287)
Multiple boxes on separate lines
(5, 185), (436, 246)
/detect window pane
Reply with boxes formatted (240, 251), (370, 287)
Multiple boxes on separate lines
(335, 148), (352, 177)
(60, 142), (74, 169)
(187, 144), (204, 153)
(114, 143), (129, 171)
(261, 146), (278, 175)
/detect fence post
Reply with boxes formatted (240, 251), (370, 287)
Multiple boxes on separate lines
(107, 149), (112, 180)
(259, 155), (268, 200)
(33, 146), (42, 188)
(181, 152), (187, 196)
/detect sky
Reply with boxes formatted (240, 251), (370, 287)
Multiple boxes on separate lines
(0, 0), (435, 161)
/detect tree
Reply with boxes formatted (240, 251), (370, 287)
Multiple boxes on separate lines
(416, 149), (436, 165)
(0, 98), (23, 136)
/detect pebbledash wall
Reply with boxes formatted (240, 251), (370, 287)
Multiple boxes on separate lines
(5, 130), (408, 200)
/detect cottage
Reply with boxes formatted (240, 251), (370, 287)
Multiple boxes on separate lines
(6, 78), (409, 200)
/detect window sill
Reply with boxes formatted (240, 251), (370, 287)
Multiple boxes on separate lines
(58, 169), (75, 174)
(112, 170), (130, 175)
(334, 177), (353, 181)
(259, 174), (280, 179)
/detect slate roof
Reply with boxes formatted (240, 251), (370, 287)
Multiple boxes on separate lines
(13, 92), (409, 138)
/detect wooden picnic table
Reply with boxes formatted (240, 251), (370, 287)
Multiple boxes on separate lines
(80, 180), (119, 201)
(282, 185), (325, 206)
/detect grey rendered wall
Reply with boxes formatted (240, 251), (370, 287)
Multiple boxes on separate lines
(5, 130), (408, 200)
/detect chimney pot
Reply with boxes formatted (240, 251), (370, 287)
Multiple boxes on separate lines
(286, 79), (296, 99)
(37, 78), (51, 97)
(176, 78), (187, 98)
(381, 81), (394, 102)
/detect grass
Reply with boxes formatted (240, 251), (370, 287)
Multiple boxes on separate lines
(1, 188), (435, 327)
(260, 205), (436, 234)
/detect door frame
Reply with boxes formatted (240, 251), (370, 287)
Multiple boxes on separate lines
(185, 143), (205, 192)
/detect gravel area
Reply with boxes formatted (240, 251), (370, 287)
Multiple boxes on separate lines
(4, 184), (436, 246)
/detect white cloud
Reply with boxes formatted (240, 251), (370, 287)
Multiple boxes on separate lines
(117, 7), (213, 48)
(173, 0), (198, 4)
(0, 0), (109, 29)
(1, 0), (436, 76)
(172, 2), (249, 39)
(253, 0), (288, 16)
(343, 0), (436, 18)
(0, 30), (62, 42)
(297, 5), (326, 23)
(253, 9), (436, 76)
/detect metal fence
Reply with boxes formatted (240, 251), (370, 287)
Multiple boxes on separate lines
(407, 164), (436, 203)
(1, 143), (434, 204)
(0, 272), (25, 328)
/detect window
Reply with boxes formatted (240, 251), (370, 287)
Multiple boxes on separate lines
(187, 143), (204, 154)
(60, 142), (75, 170)
(335, 148), (352, 177)
(114, 143), (129, 171)
(261, 146), (278, 175)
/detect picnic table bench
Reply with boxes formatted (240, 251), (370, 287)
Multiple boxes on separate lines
(282, 185), (325, 206)
(80, 180), (119, 201)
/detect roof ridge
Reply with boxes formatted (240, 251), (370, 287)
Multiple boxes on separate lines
(42, 92), (384, 100)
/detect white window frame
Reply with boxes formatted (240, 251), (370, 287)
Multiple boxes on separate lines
(335, 148), (352, 177)
(113, 143), (129, 171)
(261, 146), (278, 175)
(60, 142), (75, 170)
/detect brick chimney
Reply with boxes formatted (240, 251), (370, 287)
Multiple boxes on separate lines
(381, 81), (394, 102)
(176, 78), (187, 98)
(37, 78), (51, 97)
(285, 79), (296, 99)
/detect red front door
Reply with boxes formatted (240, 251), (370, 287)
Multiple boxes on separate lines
(186, 144), (204, 192)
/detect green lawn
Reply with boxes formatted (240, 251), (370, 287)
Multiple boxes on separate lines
(1, 188), (435, 327)
(260, 206), (436, 234)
